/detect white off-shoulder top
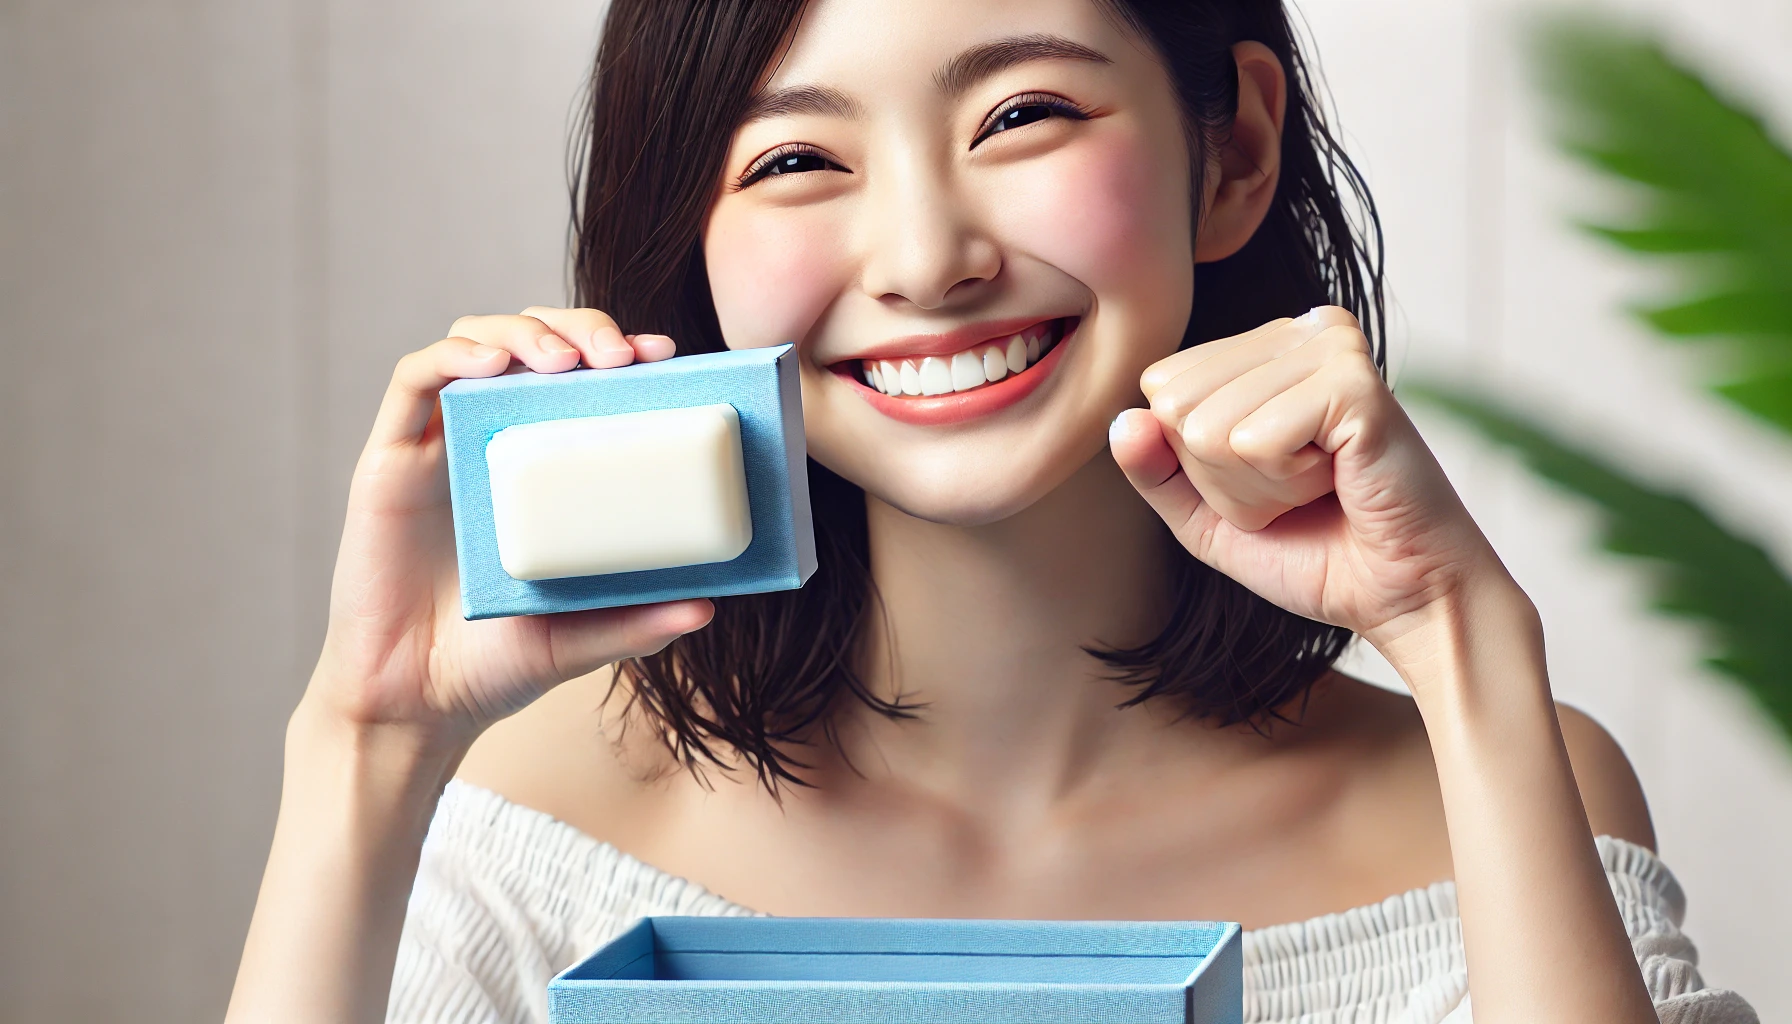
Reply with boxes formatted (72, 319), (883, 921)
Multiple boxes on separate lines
(387, 781), (1756, 1023)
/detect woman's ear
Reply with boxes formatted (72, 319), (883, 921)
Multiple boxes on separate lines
(1194, 41), (1287, 264)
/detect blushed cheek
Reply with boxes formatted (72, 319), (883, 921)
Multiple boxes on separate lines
(992, 131), (1192, 324)
(704, 210), (849, 350)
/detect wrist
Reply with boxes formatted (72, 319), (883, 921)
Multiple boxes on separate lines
(1368, 566), (1547, 711)
(282, 697), (470, 844)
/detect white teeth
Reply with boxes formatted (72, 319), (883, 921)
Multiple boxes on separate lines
(899, 360), (922, 396)
(861, 321), (1066, 399)
(950, 349), (985, 392)
(982, 345), (1007, 382)
(919, 356), (954, 396)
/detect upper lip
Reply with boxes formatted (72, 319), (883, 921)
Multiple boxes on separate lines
(828, 315), (1072, 366)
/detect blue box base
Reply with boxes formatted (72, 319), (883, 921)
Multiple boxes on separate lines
(549, 917), (1243, 1023)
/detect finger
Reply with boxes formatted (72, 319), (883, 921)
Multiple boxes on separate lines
(521, 306), (637, 369)
(1171, 325), (1364, 467)
(1226, 360), (1347, 485)
(446, 313), (583, 373)
(624, 333), (677, 362)
(1226, 378), (1348, 517)
(369, 337), (510, 449)
(543, 598), (715, 681)
(1109, 409), (1226, 558)
(1225, 335), (1394, 502)
(1170, 327), (1371, 528)
(1140, 318), (1291, 400)
(1235, 434), (1331, 488)
(1132, 378), (1275, 534)
(1145, 320), (1316, 427)
(1141, 305), (1361, 400)
(1248, 341), (1391, 465)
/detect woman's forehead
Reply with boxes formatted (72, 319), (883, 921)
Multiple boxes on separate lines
(766, 0), (1134, 93)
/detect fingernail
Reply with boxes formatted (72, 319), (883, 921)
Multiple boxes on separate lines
(586, 339), (634, 367)
(540, 335), (575, 355)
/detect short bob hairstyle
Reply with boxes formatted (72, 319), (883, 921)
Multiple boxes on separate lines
(572, 0), (1386, 788)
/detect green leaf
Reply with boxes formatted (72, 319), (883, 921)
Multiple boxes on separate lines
(1532, 15), (1792, 431)
(1639, 290), (1792, 340)
(1405, 382), (1792, 741)
(1715, 370), (1792, 434)
(1581, 224), (1733, 254)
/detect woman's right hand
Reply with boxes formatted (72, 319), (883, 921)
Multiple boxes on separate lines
(305, 306), (715, 746)
(229, 307), (717, 1024)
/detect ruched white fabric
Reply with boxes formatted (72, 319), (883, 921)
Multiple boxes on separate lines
(388, 781), (1756, 1024)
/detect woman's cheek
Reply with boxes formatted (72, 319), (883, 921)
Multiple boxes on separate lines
(705, 207), (850, 350)
(989, 130), (1192, 311)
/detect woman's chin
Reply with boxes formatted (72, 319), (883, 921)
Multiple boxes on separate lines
(846, 460), (1086, 528)
(869, 492), (1032, 528)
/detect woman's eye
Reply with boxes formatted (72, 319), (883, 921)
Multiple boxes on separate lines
(738, 149), (843, 188)
(973, 96), (1089, 148)
(991, 104), (1056, 134)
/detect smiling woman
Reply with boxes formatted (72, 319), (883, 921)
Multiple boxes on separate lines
(586, 0), (1383, 785)
(225, 1), (1756, 1023)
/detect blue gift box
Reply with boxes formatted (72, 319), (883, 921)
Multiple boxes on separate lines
(440, 344), (816, 620)
(548, 917), (1242, 1023)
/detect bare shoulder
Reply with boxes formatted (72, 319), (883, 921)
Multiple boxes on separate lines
(1555, 702), (1656, 851)
(456, 664), (681, 849)
(1299, 678), (1656, 882)
(1291, 675), (1456, 895)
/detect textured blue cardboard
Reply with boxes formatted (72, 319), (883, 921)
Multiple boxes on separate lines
(548, 917), (1244, 1023)
(441, 344), (815, 620)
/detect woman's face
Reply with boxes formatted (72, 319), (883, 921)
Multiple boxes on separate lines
(704, 0), (1196, 525)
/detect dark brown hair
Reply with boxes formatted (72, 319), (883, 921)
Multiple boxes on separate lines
(571, 0), (1384, 788)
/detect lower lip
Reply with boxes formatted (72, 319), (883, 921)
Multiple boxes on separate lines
(840, 324), (1077, 426)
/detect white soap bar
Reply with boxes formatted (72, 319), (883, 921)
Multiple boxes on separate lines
(486, 404), (753, 581)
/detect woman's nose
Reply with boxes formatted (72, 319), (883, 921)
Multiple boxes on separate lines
(857, 156), (1002, 311)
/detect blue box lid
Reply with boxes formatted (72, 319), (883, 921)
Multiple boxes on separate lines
(549, 916), (1242, 1023)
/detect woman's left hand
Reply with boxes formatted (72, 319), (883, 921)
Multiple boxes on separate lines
(1109, 306), (1508, 656)
(1113, 309), (1671, 1024)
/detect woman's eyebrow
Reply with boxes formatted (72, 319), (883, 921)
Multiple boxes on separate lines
(740, 34), (1111, 126)
(740, 84), (865, 126)
(933, 34), (1113, 96)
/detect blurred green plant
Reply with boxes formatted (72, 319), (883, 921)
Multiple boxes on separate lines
(1404, 385), (1792, 739)
(1405, 15), (1792, 742)
(1538, 16), (1792, 428)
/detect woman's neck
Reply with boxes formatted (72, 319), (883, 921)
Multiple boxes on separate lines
(838, 453), (1188, 815)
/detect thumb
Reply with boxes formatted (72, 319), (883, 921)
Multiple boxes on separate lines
(542, 598), (715, 681)
(1109, 408), (1225, 562)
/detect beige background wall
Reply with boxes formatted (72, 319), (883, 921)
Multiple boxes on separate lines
(3, 1), (1788, 1021)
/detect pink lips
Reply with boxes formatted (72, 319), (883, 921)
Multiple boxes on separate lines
(838, 318), (1078, 426)
(848, 316), (1061, 363)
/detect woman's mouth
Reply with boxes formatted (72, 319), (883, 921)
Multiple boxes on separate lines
(835, 317), (1078, 427)
(855, 317), (1069, 398)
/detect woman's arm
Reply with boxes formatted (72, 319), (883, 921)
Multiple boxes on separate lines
(228, 705), (465, 1022)
(226, 310), (711, 1024)
(1111, 306), (1657, 1024)
(1380, 576), (1658, 1022)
